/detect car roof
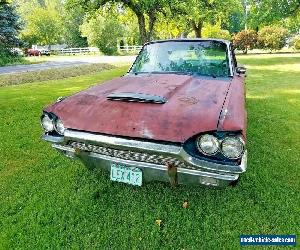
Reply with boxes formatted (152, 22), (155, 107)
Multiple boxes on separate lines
(144, 38), (231, 46)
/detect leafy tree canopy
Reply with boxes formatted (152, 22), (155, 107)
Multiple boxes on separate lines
(67, 0), (169, 44)
(202, 22), (231, 40)
(80, 4), (125, 54)
(170, 0), (242, 38)
(20, 6), (63, 46)
(249, 0), (300, 27)
(0, 1), (22, 48)
(63, 5), (88, 47)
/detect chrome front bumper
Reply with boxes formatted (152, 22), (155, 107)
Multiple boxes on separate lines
(43, 130), (247, 187)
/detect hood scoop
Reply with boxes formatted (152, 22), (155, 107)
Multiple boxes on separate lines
(107, 92), (167, 104)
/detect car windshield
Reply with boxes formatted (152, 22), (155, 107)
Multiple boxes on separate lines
(130, 41), (230, 77)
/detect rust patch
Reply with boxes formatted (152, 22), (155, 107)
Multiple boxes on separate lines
(76, 95), (98, 105)
(166, 162), (178, 187)
(166, 85), (179, 91)
(44, 74), (238, 143)
(178, 96), (199, 105)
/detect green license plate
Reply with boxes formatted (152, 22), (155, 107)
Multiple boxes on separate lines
(110, 164), (142, 186)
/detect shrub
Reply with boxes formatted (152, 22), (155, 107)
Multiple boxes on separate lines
(233, 30), (257, 54)
(291, 36), (300, 50)
(0, 47), (25, 66)
(202, 23), (231, 41)
(258, 26), (289, 51)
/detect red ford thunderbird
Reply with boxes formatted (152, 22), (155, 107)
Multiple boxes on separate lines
(41, 39), (247, 187)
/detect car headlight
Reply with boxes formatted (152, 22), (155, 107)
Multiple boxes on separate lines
(41, 114), (54, 132)
(221, 136), (244, 159)
(196, 134), (219, 155)
(54, 119), (65, 135)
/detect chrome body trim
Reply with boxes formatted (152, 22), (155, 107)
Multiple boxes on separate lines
(52, 143), (239, 187)
(42, 134), (64, 143)
(62, 130), (246, 174)
(44, 130), (247, 187)
(64, 129), (181, 155)
(227, 43), (234, 76)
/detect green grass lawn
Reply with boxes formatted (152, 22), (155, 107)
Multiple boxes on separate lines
(0, 63), (115, 87)
(0, 55), (299, 249)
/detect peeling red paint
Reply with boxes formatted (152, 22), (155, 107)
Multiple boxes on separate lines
(45, 73), (246, 143)
(217, 75), (247, 139)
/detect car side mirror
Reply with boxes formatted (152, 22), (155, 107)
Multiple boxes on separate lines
(236, 66), (246, 75)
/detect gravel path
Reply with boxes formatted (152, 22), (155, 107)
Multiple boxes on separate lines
(0, 55), (136, 75)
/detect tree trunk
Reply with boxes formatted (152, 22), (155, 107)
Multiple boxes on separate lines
(194, 28), (201, 38)
(191, 20), (203, 38)
(147, 11), (156, 41)
(136, 13), (148, 44)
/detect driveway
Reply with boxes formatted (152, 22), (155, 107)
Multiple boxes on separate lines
(0, 55), (136, 75)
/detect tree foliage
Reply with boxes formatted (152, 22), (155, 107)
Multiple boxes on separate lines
(63, 6), (88, 47)
(170, 0), (242, 38)
(258, 25), (289, 51)
(248, 0), (300, 28)
(283, 12), (300, 33)
(227, 11), (245, 33)
(0, 1), (22, 48)
(154, 11), (187, 39)
(7, 0), (300, 51)
(233, 29), (258, 54)
(68, 0), (168, 44)
(20, 6), (63, 46)
(202, 22), (231, 40)
(80, 7), (124, 55)
(0, 1), (23, 65)
(291, 36), (300, 50)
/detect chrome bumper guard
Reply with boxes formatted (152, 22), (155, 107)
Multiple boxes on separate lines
(43, 130), (247, 187)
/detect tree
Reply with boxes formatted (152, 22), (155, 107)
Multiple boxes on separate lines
(283, 11), (300, 33)
(20, 6), (63, 47)
(80, 8), (124, 54)
(154, 11), (189, 39)
(117, 7), (140, 44)
(67, 0), (168, 44)
(248, 0), (300, 28)
(0, 1), (22, 49)
(258, 25), (289, 51)
(227, 11), (245, 34)
(233, 29), (257, 54)
(202, 22), (231, 40)
(63, 6), (88, 47)
(170, 0), (242, 38)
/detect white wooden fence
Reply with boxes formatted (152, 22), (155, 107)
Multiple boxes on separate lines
(118, 45), (143, 53)
(56, 47), (100, 55)
(33, 45), (142, 55)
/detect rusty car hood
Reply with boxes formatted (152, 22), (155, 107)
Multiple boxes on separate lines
(45, 74), (232, 143)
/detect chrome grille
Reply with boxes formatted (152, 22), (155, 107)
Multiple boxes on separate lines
(69, 141), (196, 170)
